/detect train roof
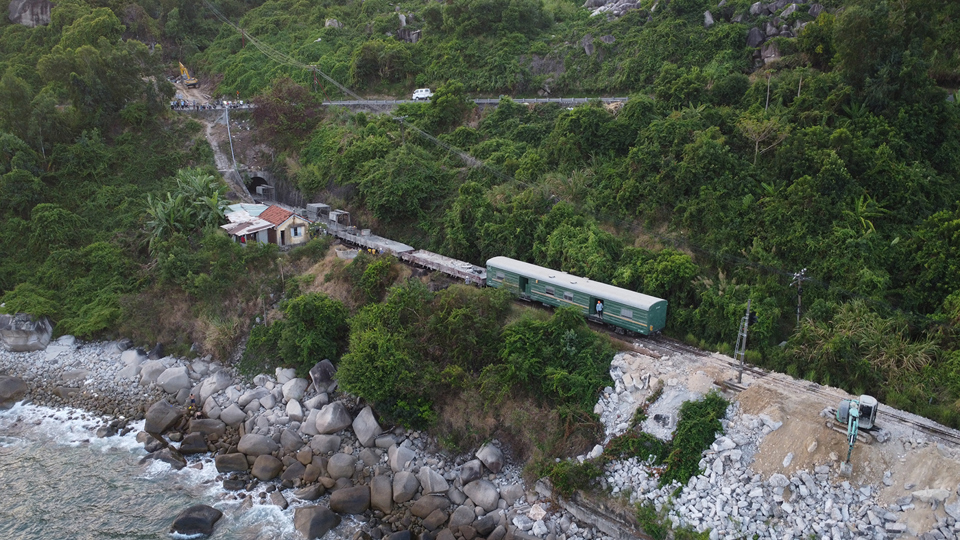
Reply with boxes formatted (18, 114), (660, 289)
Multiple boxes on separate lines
(486, 256), (666, 311)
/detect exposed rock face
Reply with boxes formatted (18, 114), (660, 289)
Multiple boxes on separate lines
(747, 26), (765, 47)
(7, 0), (53, 27)
(0, 375), (28, 409)
(169, 505), (223, 537)
(582, 34), (595, 56)
(0, 313), (52, 352)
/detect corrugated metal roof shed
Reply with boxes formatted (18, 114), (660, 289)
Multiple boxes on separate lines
(486, 256), (666, 310)
(226, 203), (269, 217)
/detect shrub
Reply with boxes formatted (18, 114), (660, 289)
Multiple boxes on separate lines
(277, 293), (349, 376)
(659, 391), (729, 486)
(542, 458), (604, 498)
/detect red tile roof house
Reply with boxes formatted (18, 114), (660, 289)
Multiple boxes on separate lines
(221, 204), (311, 248)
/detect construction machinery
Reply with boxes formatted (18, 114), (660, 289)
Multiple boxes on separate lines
(834, 395), (878, 477)
(179, 62), (199, 88)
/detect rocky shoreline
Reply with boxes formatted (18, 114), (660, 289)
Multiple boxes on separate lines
(5, 336), (960, 539)
(0, 337), (621, 540)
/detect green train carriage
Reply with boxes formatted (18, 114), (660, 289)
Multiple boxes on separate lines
(486, 256), (667, 335)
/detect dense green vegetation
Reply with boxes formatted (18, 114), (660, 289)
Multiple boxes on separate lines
(216, 0), (960, 427)
(2, 0), (960, 456)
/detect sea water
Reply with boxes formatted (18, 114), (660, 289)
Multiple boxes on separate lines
(0, 403), (359, 539)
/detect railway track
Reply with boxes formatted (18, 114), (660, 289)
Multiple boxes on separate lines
(377, 248), (960, 448)
(605, 331), (960, 447)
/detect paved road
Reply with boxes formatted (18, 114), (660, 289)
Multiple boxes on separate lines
(321, 96), (630, 106)
(173, 97), (631, 111)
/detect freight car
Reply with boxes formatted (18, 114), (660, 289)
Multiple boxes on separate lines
(399, 250), (487, 286)
(485, 256), (667, 335)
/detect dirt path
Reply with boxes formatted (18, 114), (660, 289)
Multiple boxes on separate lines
(173, 81), (255, 203)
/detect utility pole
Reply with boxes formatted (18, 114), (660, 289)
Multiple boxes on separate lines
(734, 299), (754, 383)
(790, 268), (809, 325)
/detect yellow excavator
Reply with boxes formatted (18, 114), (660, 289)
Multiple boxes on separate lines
(178, 62), (199, 88)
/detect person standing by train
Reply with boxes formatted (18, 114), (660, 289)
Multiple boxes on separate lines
(596, 299), (604, 320)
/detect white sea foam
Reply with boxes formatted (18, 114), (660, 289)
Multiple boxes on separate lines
(168, 532), (205, 540)
(0, 402), (147, 453)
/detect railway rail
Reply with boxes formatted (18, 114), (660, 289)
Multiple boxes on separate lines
(634, 335), (960, 447)
(320, 208), (960, 449)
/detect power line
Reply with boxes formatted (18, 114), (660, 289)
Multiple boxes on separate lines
(200, 0), (517, 182)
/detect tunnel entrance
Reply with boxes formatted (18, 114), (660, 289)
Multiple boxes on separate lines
(247, 176), (269, 191)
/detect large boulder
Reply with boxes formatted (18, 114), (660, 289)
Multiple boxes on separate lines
(0, 376), (28, 409)
(276, 367), (296, 384)
(411, 495), (450, 518)
(238, 387), (270, 407)
(116, 350), (146, 380)
(280, 428), (305, 453)
(139, 360), (167, 385)
(286, 399), (304, 423)
(282, 461), (307, 483)
(309, 359), (337, 392)
(474, 515), (498, 536)
(0, 313), (52, 352)
(187, 418), (226, 437)
(326, 453), (358, 479)
(179, 432), (209, 454)
(352, 406), (383, 447)
(215, 453), (249, 473)
(449, 505), (476, 528)
(475, 443), (504, 474)
(393, 471), (420, 503)
(389, 444), (417, 472)
(219, 404), (246, 426)
(460, 459), (484, 485)
(371, 475), (393, 513)
(463, 480), (500, 512)
(169, 505), (223, 537)
(294, 484), (326, 501)
(157, 367), (191, 394)
(746, 26), (765, 48)
(237, 433), (280, 457)
(315, 402), (352, 434)
(282, 378), (310, 402)
(198, 371), (233, 404)
(501, 483), (524, 506)
(329, 485), (370, 514)
(144, 400), (181, 434)
(311, 434), (341, 454)
(252, 455), (284, 481)
(300, 409), (320, 436)
(418, 466), (449, 494)
(423, 509), (448, 532)
(295, 506), (341, 540)
(147, 447), (187, 470)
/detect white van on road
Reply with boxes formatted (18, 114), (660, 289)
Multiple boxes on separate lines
(412, 88), (434, 101)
